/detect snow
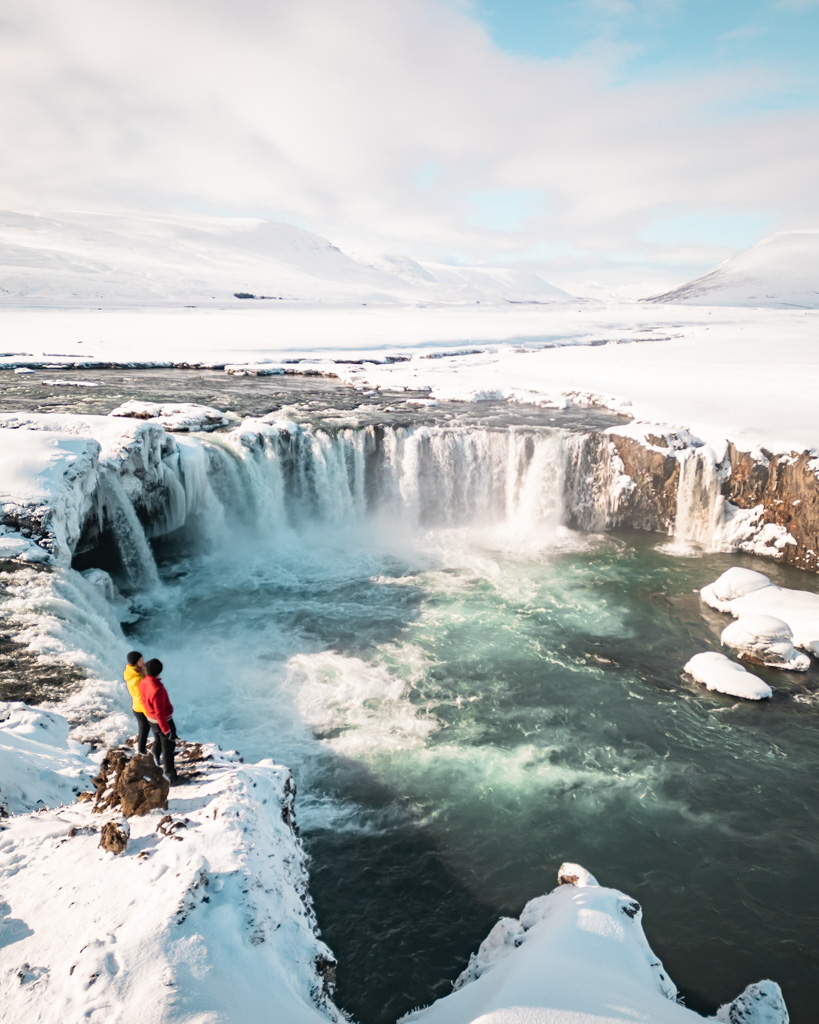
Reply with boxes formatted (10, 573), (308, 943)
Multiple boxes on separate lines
(702, 568), (819, 655)
(0, 737), (344, 1024)
(700, 568), (772, 609)
(649, 229), (819, 309)
(0, 702), (93, 815)
(683, 652), (772, 700)
(109, 400), (233, 432)
(3, 299), (817, 455)
(0, 209), (571, 307)
(720, 615), (810, 671)
(0, 429), (101, 563)
(403, 863), (786, 1024)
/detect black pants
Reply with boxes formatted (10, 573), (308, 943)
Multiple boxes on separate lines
(149, 719), (177, 777)
(133, 710), (151, 755)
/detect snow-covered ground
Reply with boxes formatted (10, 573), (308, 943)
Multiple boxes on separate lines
(0, 702), (93, 815)
(0, 729), (344, 1024)
(2, 301), (818, 455)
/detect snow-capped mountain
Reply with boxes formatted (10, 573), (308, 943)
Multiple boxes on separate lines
(0, 210), (572, 306)
(646, 229), (819, 308)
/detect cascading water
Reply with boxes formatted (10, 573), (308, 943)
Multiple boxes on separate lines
(672, 445), (726, 550)
(224, 423), (574, 535)
(42, 414), (816, 1024)
(94, 467), (161, 592)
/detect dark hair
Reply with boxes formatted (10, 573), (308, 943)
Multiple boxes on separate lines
(126, 651), (143, 666)
(144, 658), (163, 676)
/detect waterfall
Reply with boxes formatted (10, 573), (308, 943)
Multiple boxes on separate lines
(96, 467), (161, 593)
(672, 446), (726, 550)
(79, 422), (632, 591)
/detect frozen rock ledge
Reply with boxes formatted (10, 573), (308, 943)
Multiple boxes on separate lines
(402, 863), (788, 1024)
(0, 730), (345, 1024)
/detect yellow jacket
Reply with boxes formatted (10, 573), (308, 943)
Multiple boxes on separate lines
(124, 664), (146, 713)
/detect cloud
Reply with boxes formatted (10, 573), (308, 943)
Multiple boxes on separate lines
(0, 0), (817, 275)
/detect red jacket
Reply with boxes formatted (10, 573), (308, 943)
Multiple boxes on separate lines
(139, 674), (174, 735)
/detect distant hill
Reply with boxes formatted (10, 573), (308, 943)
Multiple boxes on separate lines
(0, 210), (572, 307)
(646, 229), (819, 308)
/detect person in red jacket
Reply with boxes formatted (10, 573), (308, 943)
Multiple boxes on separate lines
(138, 658), (181, 785)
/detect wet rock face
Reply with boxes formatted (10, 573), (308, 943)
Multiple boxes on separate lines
(602, 434), (819, 572)
(93, 749), (169, 817)
(606, 435), (679, 533)
(728, 448), (819, 572)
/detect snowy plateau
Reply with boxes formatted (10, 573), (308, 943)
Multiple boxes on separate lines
(1, 212), (816, 1024)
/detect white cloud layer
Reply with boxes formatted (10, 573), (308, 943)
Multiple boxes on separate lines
(1, 0), (818, 280)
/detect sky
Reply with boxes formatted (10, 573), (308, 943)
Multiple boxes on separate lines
(1, 0), (818, 295)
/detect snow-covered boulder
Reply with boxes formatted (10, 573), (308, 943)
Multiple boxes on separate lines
(684, 652), (772, 700)
(702, 567), (819, 655)
(716, 979), (790, 1024)
(701, 567), (771, 612)
(721, 615), (810, 671)
(402, 863), (787, 1024)
(0, 702), (93, 814)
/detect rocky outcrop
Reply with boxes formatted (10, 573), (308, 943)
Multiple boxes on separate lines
(99, 817), (129, 854)
(93, 749), (169, 817)
(602, 434), (681, 533)
(727, 447), (819, 571)
(586, 431), (819, 571)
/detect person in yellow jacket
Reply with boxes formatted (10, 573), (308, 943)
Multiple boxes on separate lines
(124, 650), (150, 756)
